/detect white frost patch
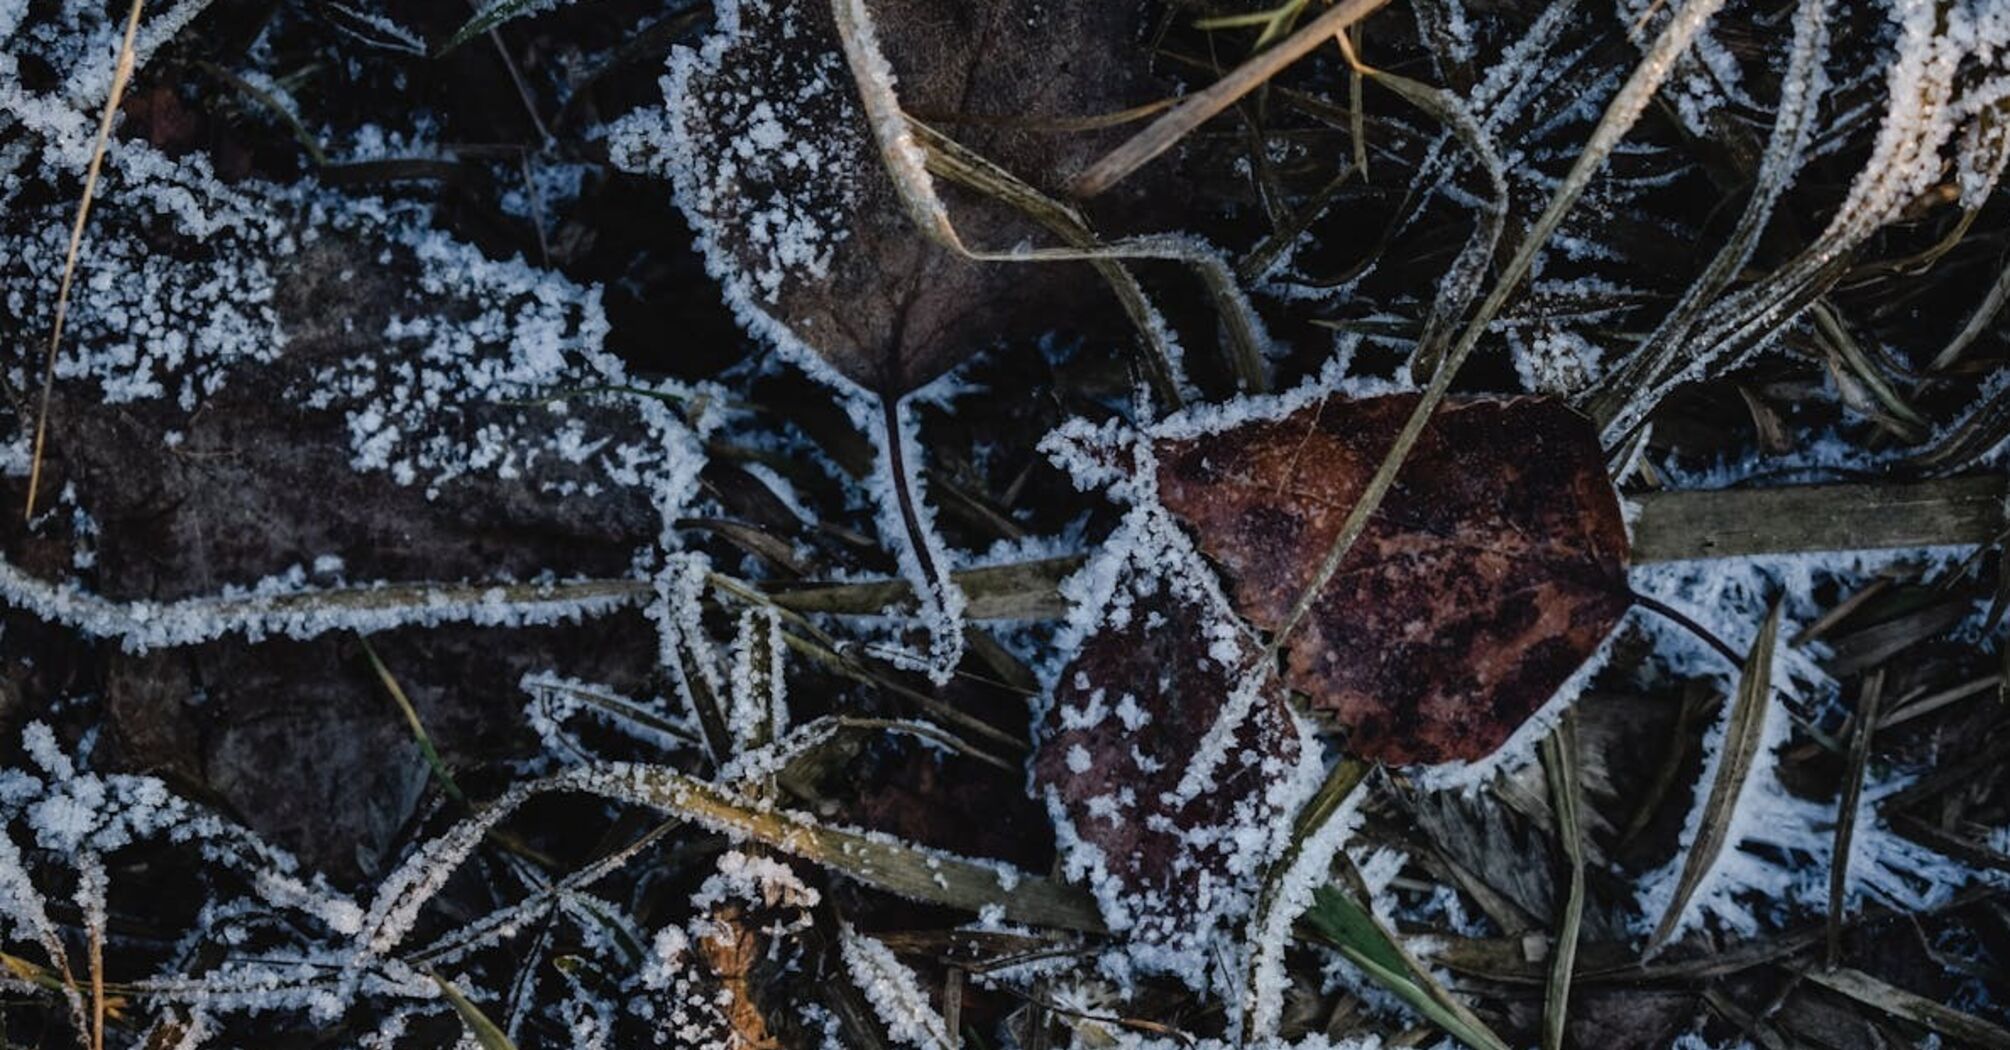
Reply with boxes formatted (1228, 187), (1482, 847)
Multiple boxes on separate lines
(839, 925), (954, 1049)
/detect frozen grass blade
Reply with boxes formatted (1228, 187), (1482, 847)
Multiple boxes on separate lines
(1827, 670), (1883, 968)
(1303, 883), (1511, 1050)
(568, 764), (1106, 932)
(439, 0), (545, 55)
(25, 0), (147, 521)
(1583, 0), (1828, 437)
(1066, 0), (1390, 199)
(0, 562), (650, 650)
(1540, 713), (1584, 1050)
(767, 556), (1082, 620)
(1646, 601), (1782, 956)
(1242, 757), (1370, 1037)
(1339, 60), (1506, 380)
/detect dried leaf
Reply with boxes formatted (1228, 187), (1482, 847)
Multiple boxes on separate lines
(1031, 519), (1312, 947)
(654, 0), (1173, 395)
(1154, 393), (1631, 764)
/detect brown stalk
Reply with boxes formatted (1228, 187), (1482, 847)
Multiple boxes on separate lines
(26, 0), (148, 520)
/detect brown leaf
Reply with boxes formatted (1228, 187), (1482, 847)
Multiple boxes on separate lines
(651, 0), (1172, 394)
(1154, 393), (1630, 765)
(696, 904), (783, 1050)
(1031, 525), (1311, 946)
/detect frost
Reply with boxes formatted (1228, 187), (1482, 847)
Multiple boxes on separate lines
(839, 924), (954, 1049)
(1632, 549), (2000, 943)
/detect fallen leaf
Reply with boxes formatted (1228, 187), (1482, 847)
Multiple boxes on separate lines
(647, 0), (1173, 395)
(1154, 393), (1631, 765)
(1032, 516), (1313, 948)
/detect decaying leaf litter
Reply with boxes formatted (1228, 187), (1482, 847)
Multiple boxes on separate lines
(0, 0), (2007, 1046)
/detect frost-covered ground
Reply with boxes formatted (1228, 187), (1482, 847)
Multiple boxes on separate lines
(0, 0), (2007, 1046)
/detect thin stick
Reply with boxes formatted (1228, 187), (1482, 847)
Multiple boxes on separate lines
(1067, 0), (1389, 199)
(89, 917), (104, 1050)
(26, 0), (148, 521)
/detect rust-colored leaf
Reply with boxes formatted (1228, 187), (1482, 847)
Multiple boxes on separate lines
(648, 0), (1174, 395)
(1154, 393), (1630, 765)
(1031, 522), (1312, 948)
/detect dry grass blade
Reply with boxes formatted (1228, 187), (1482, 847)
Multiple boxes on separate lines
(568, 764), (1106, 932)
(1628, 477), (2006, 562)
(1800, 967), (2010, 1046)
(1827, 670), (1883, 968)
(1647, 601), (1783, 955)
(1067, 0), (1390, 199)
(1540, 713), (1585, 1050)
(766, 555), (1083, 620)
(1929, 250), (2010, 370)
(25, 0), (148, 521)
(750, 478), (2006, 626)
(909, 122), (1191, 402)
(430, 973), (519, 1050)
(832, 0), (1271, 305)
(89, 907), (104, 1050)
(1810, 301), (1927, 441)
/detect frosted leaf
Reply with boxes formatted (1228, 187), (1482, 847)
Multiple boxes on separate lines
(0, 138), (706, 625)
(1033, 429), (1323, 986)
(619, 0), (1182, 396)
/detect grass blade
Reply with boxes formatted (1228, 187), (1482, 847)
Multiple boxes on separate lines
(359, 635), (467, 803)
(1827, 670), (1883, 967)
(1540, 713), (1585, 1050)
(1303, 884), (1512, 1050)
(431, 973), (519, 1050)
(1801, 967), (2010, 1047)
(25, 0), (148, 521)
(1646, 601), (1783, 955)
(565, 764), (1106, 932)
(439, 0), (542, 55)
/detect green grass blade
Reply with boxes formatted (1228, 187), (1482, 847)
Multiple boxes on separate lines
(439, 0), (546, 55)
(431, 973), (519, 1050)
(1304, 885), (1512, 1050)
(360, 635), (467, 803)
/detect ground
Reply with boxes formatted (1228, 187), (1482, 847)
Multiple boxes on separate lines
(0, 0), (2007, 1047)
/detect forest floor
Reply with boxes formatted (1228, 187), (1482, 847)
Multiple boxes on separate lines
(0, 0), (2008, 1047)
